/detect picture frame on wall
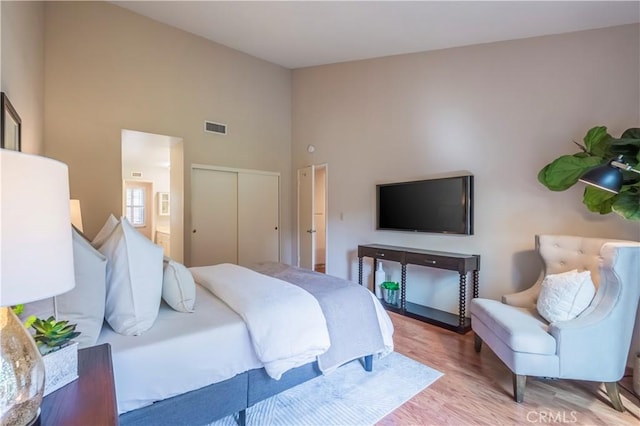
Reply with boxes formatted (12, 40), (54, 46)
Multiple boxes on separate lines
(1, 92), (22, 151)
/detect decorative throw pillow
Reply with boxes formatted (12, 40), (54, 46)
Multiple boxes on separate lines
(92, 214), (119, 248)
(536, 270), (595, 323)
(55, 227), (107, 348)
(162, 257), (196, 313)
(98, 217), (163, 335)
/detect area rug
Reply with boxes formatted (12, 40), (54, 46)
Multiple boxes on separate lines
(209, 352), (443, 426)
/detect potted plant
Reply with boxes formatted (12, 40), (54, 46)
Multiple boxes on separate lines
(381, 281), (400, 305)
(13, 305), (82, 396)
(537, 126), (639, 220)
(30, 316), (80, 355)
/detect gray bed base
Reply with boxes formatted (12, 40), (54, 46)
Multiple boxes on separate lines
(119, 355), (373, 426)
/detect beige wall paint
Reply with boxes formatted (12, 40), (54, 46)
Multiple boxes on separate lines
(292, 24), (640, 307)
(1, 1), (3, 87)
(43, 2), (292, 264)
(1, 1), (45, 154)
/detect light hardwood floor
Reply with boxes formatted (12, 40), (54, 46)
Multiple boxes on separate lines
(379, 312), (639, 425)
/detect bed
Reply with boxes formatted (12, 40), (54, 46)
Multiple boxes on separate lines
(50, 218), (393, 425)
(97, 261), (394, 426)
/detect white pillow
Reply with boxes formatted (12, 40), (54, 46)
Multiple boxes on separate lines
(162, 258), (196, 313)
(55, 227), (107, 348)
(536, 270), (596, 323)
(92, 214), (119, 248)
(98, 217), (163, 335)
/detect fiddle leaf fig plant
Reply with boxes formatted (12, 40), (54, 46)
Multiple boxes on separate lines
(538, 126), (640, 221)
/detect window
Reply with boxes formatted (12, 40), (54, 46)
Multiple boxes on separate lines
(125, 187), (146, 226)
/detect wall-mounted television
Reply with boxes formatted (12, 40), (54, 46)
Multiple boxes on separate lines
(376, 175), (474, 235)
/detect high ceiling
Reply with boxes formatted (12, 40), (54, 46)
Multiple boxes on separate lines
(113, 1), (640, 69)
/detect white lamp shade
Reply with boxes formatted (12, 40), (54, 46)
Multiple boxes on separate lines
(0, 150), (75, 306)
(70, 199), (84, 232)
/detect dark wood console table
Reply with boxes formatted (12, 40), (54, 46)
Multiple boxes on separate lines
(39, 343), (118, 425)
(358, 244), (480, 334)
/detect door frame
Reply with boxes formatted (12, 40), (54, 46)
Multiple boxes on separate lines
(297, 163), (329, 272)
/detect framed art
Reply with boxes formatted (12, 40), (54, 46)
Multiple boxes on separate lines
(1, 92), (22, 151)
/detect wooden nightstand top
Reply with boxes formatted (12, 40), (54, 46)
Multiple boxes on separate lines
(39, 343), (118, 426)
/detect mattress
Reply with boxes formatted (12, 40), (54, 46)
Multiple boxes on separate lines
(96, 283), (262, 414)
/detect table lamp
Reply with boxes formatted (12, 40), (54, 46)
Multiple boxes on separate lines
(69, 199), (84, 232)
(1, 150), (75, 425)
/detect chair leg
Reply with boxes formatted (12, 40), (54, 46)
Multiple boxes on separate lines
(474, 334), (482, 353)
(513, 374), (526, 403)
(604, 382), (625, 412)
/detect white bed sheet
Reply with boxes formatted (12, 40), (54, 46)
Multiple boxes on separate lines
(369, 292), (395, 356)
(96, 283), (262, 414)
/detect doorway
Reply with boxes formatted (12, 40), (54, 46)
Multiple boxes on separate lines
(121, 129), (184, 262)
(297, 164), (328, 273)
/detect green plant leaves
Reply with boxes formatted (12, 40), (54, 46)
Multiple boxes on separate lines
(612, 190), (640, 221)
(538, 126), (640, 221)
(538, 154), (602, 191)
(381, 281), (399, 290)
(609, 127), (640, 164)
(31, 316), (81, 353)
(583, 187), (615, 214)
(620, 128), (640, 139)
(583, 126), (610, 158)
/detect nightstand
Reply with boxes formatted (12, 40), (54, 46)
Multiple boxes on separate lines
(38, 343), (118, 425)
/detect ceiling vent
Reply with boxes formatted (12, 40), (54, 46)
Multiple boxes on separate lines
(131, 171), (143, 178)
(204, 121), (227, 135)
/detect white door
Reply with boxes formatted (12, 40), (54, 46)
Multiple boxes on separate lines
(238, 172), (280, 266)
(191, 168), (238, 266)
(298, 166), (315, 270)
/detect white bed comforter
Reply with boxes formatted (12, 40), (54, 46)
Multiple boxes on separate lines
(190, 263), (331, 380)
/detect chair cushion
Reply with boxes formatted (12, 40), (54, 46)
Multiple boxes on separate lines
(536, 270), (595, 323)
(470, 298), (556, 355)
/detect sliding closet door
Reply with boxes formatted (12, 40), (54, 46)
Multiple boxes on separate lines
(191, 166), (280, 268)
(191, 168), (238, 266)
(238, 172), (280, 266)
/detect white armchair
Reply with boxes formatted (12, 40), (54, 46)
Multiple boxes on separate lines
(470, 235), (640, 411)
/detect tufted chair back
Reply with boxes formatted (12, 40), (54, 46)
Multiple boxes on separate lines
(536, 234), (626, 288)
(503, 234), (629, 308)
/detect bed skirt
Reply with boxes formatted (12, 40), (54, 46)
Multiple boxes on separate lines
(119, 356), (372, 426)
(119, 372), (248, 426)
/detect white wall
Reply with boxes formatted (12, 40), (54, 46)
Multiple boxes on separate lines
(292, 24), (640, 311)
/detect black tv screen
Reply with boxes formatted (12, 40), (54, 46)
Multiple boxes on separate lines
(376, 175), (474, 235)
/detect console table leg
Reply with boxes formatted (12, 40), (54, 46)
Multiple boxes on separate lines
(401, 264), (407, 311)
(473, 269), (479, 299)
(358, 257), (363, 286)
(459, 272), (467, 329)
